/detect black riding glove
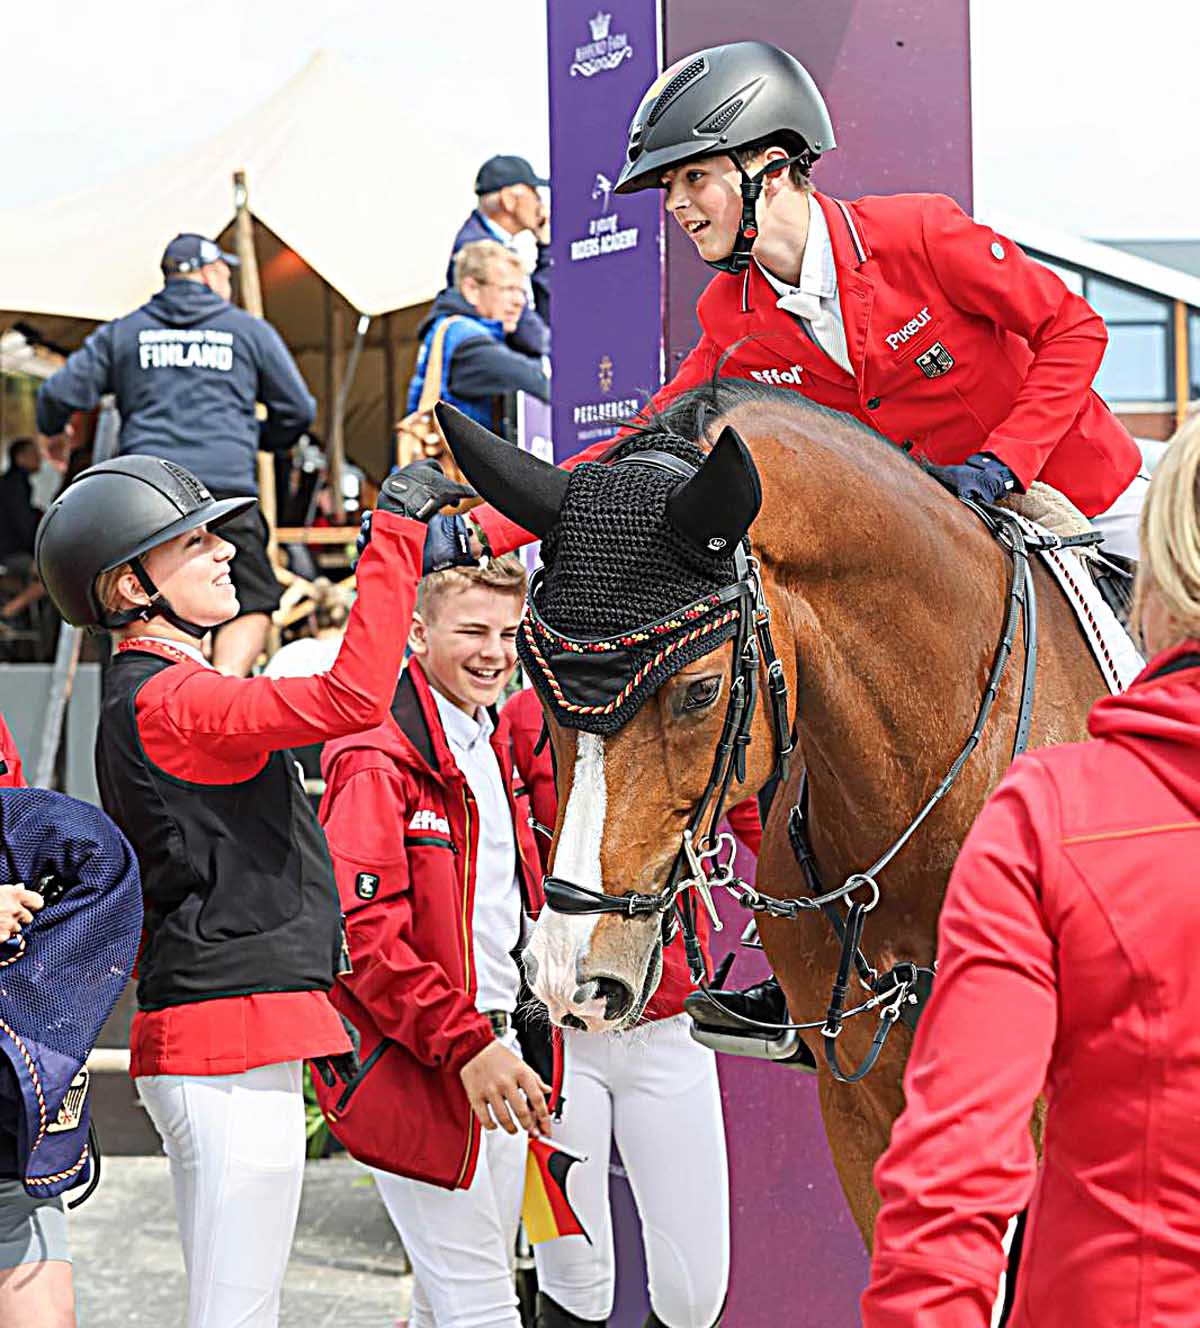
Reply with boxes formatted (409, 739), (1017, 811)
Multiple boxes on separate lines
(932, 452), (1018, 505)
(357, 461), (476, 563)
(422, 515), (478, 575)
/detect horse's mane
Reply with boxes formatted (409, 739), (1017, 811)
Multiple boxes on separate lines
(604, 375), (928, 480)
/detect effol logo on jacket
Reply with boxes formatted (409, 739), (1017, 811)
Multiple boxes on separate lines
(571, 12), (634, 77)
(914, 342), (955, 379)
(408, 809), (451, 836)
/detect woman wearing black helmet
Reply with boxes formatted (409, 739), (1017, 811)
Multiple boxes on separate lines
(34, 454), (471, 1328)
(464, 40), (1146, 566)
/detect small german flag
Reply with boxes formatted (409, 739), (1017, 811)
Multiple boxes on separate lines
(522, 1136), (590, 1245)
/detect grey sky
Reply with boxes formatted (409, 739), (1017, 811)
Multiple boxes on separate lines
(2, 0), (1194, 240)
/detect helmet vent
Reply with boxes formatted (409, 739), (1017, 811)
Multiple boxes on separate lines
(160, 460), (211, 507)
(695, 99), (743, 136)
(648, 58), (706, 125)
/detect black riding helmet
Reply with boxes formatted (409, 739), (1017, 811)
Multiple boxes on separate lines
(35, 456), (254, 637)
(615, 41), (836, 273)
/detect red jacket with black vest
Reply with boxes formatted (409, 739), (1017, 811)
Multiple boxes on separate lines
(473, 191), (1140, 558)
(317, 660), (550, 1190)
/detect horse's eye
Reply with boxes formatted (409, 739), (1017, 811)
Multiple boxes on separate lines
(683, 677), (721, 711)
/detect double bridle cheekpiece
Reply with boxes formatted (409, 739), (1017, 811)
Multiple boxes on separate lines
(527, 443), (1086, 1083)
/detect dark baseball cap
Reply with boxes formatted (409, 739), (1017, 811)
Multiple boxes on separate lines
(474, 155), (550, 194)
(160, 233), (241, 276)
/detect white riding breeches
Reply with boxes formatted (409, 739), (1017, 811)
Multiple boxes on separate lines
(373, 1111), (527, 1328)
(135, 1061), (307, 1328)
(534, 1015), (730, 1328)
(1091, 468), (1150, 561)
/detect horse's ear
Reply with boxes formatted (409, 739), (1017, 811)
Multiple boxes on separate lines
(435, 403), (569, 539)
(666, 426), (762, 555)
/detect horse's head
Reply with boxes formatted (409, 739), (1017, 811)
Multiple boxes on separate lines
(437, 403), (789, 1032)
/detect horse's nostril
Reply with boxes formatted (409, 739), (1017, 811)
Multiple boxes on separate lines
(594, 976), (634, 1022)
(562, 1013), (588, 1031)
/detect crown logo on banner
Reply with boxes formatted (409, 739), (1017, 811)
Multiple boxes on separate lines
(589, 11), (612, 41)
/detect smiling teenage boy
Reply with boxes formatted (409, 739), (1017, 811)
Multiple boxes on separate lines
(459, 41), (1146, 567)
(318, 556), (550, 1328)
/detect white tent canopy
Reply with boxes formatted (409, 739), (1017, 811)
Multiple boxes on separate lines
(0, 51), (526, 478)
(0, 50), (488, 322)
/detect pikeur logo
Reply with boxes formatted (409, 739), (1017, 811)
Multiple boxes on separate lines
(409, 809), (451, 836)
(885, 307), (932, 351)
(749, 364), (804, 387)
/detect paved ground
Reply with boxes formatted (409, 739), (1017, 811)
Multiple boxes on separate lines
(69, 1155), (413, 1326)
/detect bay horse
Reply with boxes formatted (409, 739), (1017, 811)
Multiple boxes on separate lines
(436, 382), (1108, 1242)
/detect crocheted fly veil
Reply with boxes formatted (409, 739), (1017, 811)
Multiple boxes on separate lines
(518, 435), (748, 735)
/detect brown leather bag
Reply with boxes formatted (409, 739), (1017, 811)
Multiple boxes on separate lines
(394, 316), (472, 490)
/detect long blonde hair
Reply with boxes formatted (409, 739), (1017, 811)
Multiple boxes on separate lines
(1133, 414), (1200, 647)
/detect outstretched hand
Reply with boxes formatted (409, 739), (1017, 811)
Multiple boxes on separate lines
(378, 460), (475, 524)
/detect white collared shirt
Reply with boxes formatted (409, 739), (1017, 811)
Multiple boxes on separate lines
(431, 687), (522, 1015)
(756, 193), (853, 377)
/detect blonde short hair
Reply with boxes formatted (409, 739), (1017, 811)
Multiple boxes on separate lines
(416, 555), (527, 623)
(453, 240), (524, 293)
(1133, 414), (1200, 645)
(94, 561), (136, 615)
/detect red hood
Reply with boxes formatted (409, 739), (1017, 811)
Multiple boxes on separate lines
(1087, 639), (1200, 817)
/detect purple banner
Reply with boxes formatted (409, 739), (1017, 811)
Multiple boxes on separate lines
(547, 0), (664, 459)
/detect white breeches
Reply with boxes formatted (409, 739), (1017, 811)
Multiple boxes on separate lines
(135, 1061), (307, 1328)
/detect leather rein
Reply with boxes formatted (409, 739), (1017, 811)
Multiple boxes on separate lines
(539, 454), (1097, 1082)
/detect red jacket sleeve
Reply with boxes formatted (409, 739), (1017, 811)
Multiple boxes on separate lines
(861, 756), (1061, 1327)
(471, 333), (723, 557)
(920, 196), (1109, 492)
(726, 797), (761, 857)
(137, 512), (424, 767)
(0, 715), (24, 788)
(503, 689), (557, 874)
(321, 762), (494, 1073)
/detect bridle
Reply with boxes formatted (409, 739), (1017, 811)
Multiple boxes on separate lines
(535, 452), (1100, 1081)
(537, 450), (793, 972)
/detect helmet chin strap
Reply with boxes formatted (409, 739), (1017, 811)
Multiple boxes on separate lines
(704, 151), (811, 275)
(99, 556), (211, 640)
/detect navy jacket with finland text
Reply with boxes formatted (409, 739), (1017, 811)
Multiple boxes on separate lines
(36, 280), (316, 494)
(0, 788), (142, 1198)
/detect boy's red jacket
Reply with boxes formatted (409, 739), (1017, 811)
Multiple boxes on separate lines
(317, 659), (548, 1190)
(503, 686), (761, 1019)
(863, 643), (1200, 1327)
(473, 191), (1140, 557)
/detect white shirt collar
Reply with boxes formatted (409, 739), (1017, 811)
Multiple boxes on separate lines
(431, 685), (494, 752)
(756, 192), (836, 302)
(478, 211), (515, 249)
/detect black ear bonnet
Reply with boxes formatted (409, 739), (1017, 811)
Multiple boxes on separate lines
(518, 430), (761, 735)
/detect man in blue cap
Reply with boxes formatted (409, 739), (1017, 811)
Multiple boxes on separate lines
(446, 155), (552, 358)
(35, 233), (316, 676)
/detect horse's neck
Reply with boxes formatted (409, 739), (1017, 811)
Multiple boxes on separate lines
(760, 444), (1011, 881)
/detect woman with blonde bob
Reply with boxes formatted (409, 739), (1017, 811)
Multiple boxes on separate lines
(861, 417), (1200, 1328)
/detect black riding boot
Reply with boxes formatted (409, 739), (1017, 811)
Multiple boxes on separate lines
(536, 1292), (607, 1328)
(687, 974), (788, 1031)
(643, 1296), (726, 1327)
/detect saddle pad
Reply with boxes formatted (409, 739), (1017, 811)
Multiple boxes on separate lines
(1009, 512), (1143, 694)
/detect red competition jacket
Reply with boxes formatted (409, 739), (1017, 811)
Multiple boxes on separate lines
(503, 686), (761, 1020)
(474, 191), (1140, 557)
(107, 512), (424, 1077)
(318, 661), (547, 1190)
(862, 643), (1200, 1328)
(0, 715), (23, 788)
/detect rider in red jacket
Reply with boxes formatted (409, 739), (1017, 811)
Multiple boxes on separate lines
(0, 715), (23, 788)
(461, 42), (1142, 564)
(863, 419), (1200, 1327)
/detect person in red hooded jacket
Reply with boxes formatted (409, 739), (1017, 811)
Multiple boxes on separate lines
(504, 686), (760, 1328)
(318, 558), (552, 1328)
(861, 415), (1200, 1327)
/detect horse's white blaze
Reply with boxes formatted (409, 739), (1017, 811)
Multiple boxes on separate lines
(525, 733), (607, 1021)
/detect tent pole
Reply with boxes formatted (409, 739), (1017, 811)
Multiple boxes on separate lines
(232, 171), (279, 570)
(1174, 298), (1190, 431)
(382, 312), (396, 462)
(329, 305), (346, 520)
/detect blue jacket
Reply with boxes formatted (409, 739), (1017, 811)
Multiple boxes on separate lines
(36, 281), (315, 494)
(446, 209), (552, 358)
(407, 287), (550, 428)
(0, 788), (142, 1197)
